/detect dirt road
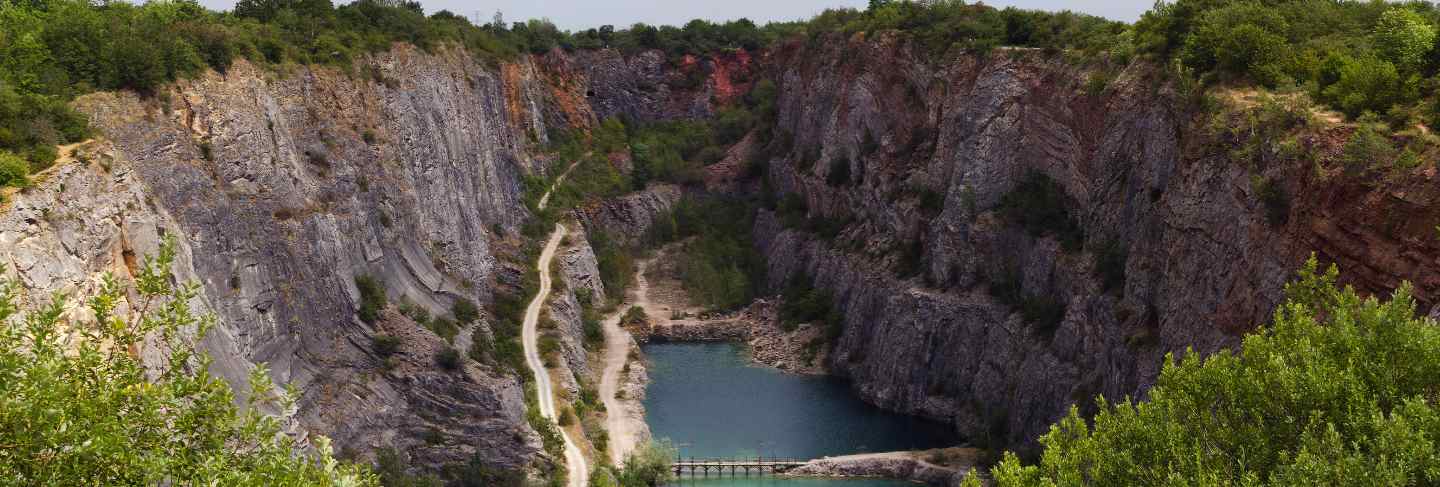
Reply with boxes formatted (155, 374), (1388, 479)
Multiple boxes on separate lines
(522, 165), (588, 486)
(597, 258), (653, 466)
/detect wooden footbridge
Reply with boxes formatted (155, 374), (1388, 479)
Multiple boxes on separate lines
(672, 456), (808, 476)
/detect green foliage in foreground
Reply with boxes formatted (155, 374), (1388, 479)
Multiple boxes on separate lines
(0, 237), (375, 485)
(977, 256), (1440, 486)
(590, 440), (678, 487)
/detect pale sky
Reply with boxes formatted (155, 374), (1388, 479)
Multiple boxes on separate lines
(195, 1), (1152, 29)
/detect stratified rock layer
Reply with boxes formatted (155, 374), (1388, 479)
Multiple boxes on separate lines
(752, 33), (1440, 452)
(6, 30), (1440, 473)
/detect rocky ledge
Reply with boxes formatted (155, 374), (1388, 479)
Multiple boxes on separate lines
(786, 448), (986, 486)
(641, 299), (831, 375)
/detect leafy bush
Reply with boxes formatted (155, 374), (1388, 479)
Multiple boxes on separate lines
(0, 151), (32, 189)
(435, 347), (462, 371)
(355, 274), (387, 324)
(372, 334), (401, 358)
(1339, 122), (1397, 174)
(468, 330), (493, 363)
(1135, 1), (1440, 119)
(451, 298), (480, 325)
(428, 316), (458, 343)
(777, 193), (809, 230)
(983, 256), (1440, 485)
(1318, 53), (1414, 119)
(1373, 8), (1436, 72)
(616, 440), (678, 487)
(779, 273), (840, 332)
(1179, 3), (1289, 86)
(1253, 177), (1291, 227)
(583, 313), (604, 348)
(917, 187), (945, 214)
(621, 306), (648, 327)
(538, 335), (562, 367)
(559, 406), (577, 426)
(397, 298), (430, 326)
(0, 237), (376, 485)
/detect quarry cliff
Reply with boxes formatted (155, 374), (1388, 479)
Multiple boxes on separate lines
(4, 31), (1439, 476)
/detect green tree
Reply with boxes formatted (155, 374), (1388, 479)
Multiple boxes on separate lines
(1179, 3), (1289, 86)
(981, 255), (1440, 485)
(1373, 8), (1435, 73)
(0, 237), (376, 485)
(1318, 53), (1413, 118)
(617, 440), (677, 487)
(0, 150), (31, 188)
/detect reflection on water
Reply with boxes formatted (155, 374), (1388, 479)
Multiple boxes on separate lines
(642, 342), (960, 487)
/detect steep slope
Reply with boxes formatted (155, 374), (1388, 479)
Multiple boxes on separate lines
(521, 221), (588, 487)
(0, 39), (743, 477)
(10, 26), (1439, 474)
(748, 33), (1440, 452)
(0, 44), (579, 474)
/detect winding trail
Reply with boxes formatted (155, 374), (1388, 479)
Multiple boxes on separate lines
(522, 159), (588, 487)
(598, 258), (653, 466)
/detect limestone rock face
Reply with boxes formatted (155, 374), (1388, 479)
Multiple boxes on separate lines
(18, 45), (572, 472)
(10, 30), (1440, 474)
(557, 229), (607, 306)
(0, 41), (749, 473)
(565, 49), (759, 122)
(752, 33), (1440, 452)
(573, 184), (683, 246)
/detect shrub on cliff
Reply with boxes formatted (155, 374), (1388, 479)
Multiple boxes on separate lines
(0, 151), (32, 189)
(976, 256), (1440, 486)
(372, 334), (401, 357)
(621, 306), (648, 327)
(779, 274), (840, 332)
(0, 237), (376, 485)
(355, 274), (387, 324)
(451, 298), (480, 325)
(434, 347), (462, 371)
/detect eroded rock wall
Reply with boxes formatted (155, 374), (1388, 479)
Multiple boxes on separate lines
(752, 33), (1440, 452)
(5, 44), (593, 472)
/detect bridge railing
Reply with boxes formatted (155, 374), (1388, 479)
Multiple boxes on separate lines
(672, 456), (807, 466)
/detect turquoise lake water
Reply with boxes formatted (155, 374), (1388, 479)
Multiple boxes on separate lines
(642, 342), (959, 487)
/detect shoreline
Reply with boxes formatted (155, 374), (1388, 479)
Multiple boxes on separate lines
(643, 298), (832, 376)
(595, 258), (656, 466)
(603, 244), (986, 485)
(783, 448), (987, 486)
